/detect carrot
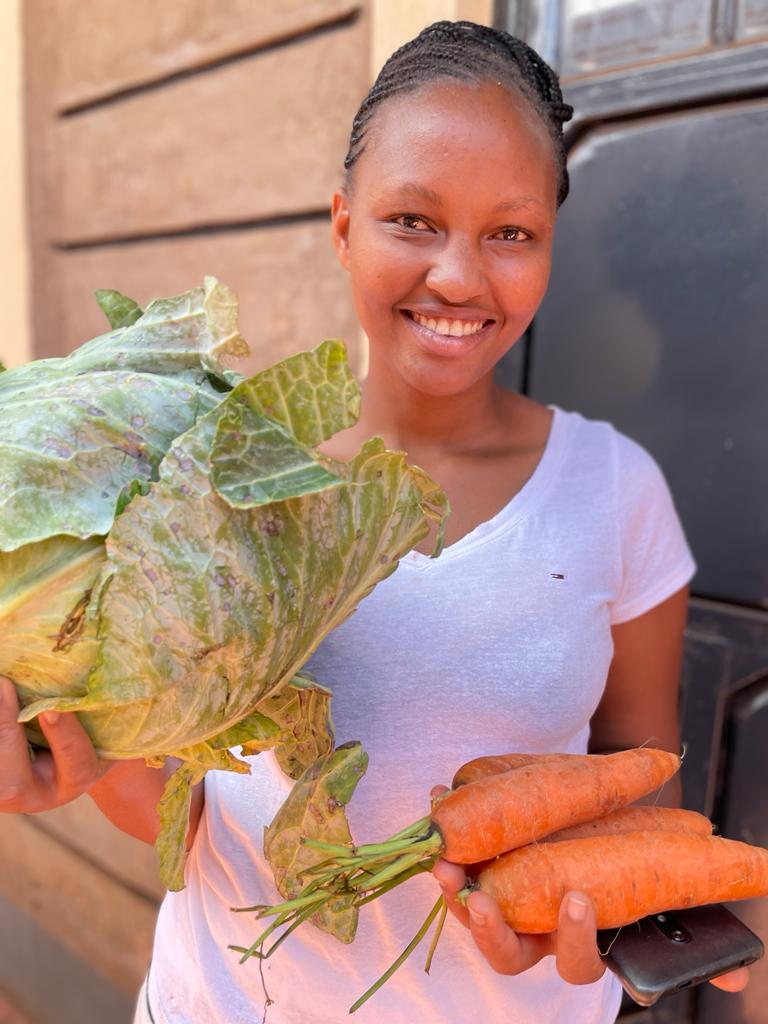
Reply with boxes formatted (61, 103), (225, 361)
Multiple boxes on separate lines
(461, 805), (711, 880)
(239, 747), (680, 946)
(469, 831), (768, 933)
(235, 748), (685, 1011)
(452, 751), (581, 788)
(433, 747), (680, 862)
(542, 805), (712, 842)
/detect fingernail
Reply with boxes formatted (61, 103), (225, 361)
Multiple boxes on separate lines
(468, 907), (486, 927)
(42, 711), (60, 726)
(567, 895), (588, 923)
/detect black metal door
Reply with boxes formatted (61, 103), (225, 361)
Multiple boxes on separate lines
(497, 3), (768, 1020)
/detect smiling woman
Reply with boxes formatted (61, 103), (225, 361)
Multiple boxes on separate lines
(331, 78), (557, 395)
(0, 18), (719, 1024)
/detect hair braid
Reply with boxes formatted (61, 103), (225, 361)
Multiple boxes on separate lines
(344, 20), (573, 206)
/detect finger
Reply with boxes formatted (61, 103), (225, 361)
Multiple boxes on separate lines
(709, 966), (750, 993)
(432, 858), (471, 927)
(555, 892), (606, 985)
(466, 890), (548, 975)
(38, 709), (108, 796)
(0, 678), (36, 804)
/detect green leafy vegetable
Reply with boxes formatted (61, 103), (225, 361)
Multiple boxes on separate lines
(1, 279), (449, 893)
(94, 288), (144, 329)
(263, 741), (369, 942)
(252, 672), (335, 779)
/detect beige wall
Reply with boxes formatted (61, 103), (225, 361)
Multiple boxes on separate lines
(23, 1), (368, 377)
(371, 0), (493, 75)
(0, 0), (31, 368)
(355, 0), (492, 372)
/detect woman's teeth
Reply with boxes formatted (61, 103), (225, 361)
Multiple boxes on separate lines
(410, 311), (487, 337)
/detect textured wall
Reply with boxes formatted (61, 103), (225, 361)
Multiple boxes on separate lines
(0, 0), (31, 369)
(7, 5), (369, 1022)
(23, 0), (368, 378)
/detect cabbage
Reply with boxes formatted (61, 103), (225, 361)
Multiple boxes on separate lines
(0, 278), (448, 894)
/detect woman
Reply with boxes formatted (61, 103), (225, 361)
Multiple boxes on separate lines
(0, 20), (749, 1024)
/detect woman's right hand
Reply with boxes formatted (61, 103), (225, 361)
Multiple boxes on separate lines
(0, 675), (114, 813)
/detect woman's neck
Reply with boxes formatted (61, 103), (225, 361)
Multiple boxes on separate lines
(354, 361), (512, 460)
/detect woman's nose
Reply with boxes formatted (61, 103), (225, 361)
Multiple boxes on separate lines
(425, 238), (486, 303)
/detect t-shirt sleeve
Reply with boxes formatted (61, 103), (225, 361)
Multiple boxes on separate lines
(610, 433), (697, 625)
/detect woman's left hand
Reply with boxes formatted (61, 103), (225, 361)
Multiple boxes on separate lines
(433, 857), (751, 993)
(433, 857), (606, 983)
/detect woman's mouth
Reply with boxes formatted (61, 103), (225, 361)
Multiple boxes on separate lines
(409, 311), (489, 337)
(401, 309), (495, 357)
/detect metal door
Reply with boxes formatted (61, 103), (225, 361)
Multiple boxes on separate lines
(496, 2), (768, 1020)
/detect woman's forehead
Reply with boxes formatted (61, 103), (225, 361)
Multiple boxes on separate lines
(353, 79), (557, 203)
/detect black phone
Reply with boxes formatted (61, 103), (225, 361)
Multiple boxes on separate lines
(598, 904), (764, 1007)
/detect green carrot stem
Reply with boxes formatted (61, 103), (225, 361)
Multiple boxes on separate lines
(296, 857), (342, 878)
(255, 889), (329, 919)
(355, 816), (434, 854)
(454, 884), (477, 907)
(423, 896), (448, 974)
(261, 897), (335, 959)
(234, 908), (295, 963)
(348, 837), (441, 894)
(294, 866), (356, 891)
(353, 863), (431, 906)
(348, 851), (425, 893)
(382, 814), (433, 842)
(298, 856), (365, 878)
(349, 895), (446, 1015)
(297, 836), (438, 892)
(300, 837), (355, 856)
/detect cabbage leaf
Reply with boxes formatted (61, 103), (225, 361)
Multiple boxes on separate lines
(2, 279), (448, 895)
(263, 741), (369, 943)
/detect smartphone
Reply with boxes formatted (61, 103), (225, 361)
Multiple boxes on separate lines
(598, 904), (764, 1007)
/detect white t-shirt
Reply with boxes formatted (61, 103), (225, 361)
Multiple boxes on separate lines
(145, 407), (696, 1024)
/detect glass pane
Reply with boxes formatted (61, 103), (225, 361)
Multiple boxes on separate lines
(735, 0), (768, 39)
(561, 0), (715, 77)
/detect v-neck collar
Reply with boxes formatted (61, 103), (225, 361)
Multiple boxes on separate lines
(402, 406), (570, 571)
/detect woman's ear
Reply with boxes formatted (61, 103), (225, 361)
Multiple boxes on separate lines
(331, 190), (352, 271)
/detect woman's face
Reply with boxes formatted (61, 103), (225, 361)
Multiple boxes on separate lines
(331, 79), (559, 398)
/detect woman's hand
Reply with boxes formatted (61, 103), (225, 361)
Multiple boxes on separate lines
(434, 858), (751, 992)
(430, 786), (750, 994)
(433, 857), (606, 983)
(0, 676), (114, 814)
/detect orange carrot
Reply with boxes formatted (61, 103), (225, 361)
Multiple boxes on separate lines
(470, 831), (768, 932)
(462, 805), (711, 879)
(237, 748), (685, 1010)
(452, 751), (581, 788)
(542, 805), (712, 842)
(433, 747), (680, 862)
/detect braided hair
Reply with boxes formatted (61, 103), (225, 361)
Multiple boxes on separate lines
(344, 20), (574, 206)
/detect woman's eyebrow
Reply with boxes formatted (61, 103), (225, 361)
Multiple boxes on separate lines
(376, 184), (543, 214)
(377, 183), (443, 206)
(490, 195), (542, 214)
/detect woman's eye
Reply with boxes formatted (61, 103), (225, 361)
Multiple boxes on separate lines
(494, 226), (529, 242)
(394, 214), (431, 232)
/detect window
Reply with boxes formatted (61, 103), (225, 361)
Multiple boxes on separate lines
(561, 0), (714, 75)
(735, 0), (768, 39)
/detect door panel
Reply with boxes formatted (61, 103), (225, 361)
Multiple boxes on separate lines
(528, 99), (768, 608)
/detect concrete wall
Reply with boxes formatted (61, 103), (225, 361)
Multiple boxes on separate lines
(23, 0), (369, 377)
(371, 0), (493, 73)
(4, 3), (493, 1021)
(0, 0), (31, 369)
